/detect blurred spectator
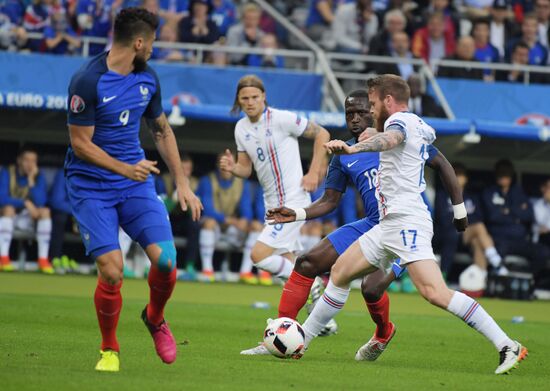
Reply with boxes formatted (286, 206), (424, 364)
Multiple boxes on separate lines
(413, 0), (459, 40)
(489, 0), (517, 58)
(1, 0), (26, 25)
(48, 169), (78, 273)
(23, 0), (53, 52)
(304, 0), (348, 43)
(480, 159), (550, 278)
(407, 73), (446, 117)
(434, 163), (502, 276)
(535, 0), (550, 50)
(154, 23), (186, 61)
(246, 33), (284, 68)
(164, 155), (201, 281)
(210, 0), (235, 36)
(158, 0), (189, 26)
(329, 0), (379, 54)
(505, 12), (548, 64)
(496, 40), (548, 82)
(44, 8), (81, 54)
(0, 9), (27, 50)
(77, 0), (120, 55)
(0, 147), (53, 273)
(196, 154), (253, 282)
(412, 11), (456, 65)
(226, 2), (264, 65)
(368, 8), (407, 56)
(532, 178), (550, 247)
(437, 36), (484, 79)
(369, 31), (420, 79)
(472, 18), (500, 74)
(178, 0), (220, 44)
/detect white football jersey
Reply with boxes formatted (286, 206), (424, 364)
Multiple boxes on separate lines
(375, 111), (436, 221)
(235, 108), (312, 210)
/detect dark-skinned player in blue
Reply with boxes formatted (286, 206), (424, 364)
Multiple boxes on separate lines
(259, 90), (467, 360)
(65, 8), (202, 372)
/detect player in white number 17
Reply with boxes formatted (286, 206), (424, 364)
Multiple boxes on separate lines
(297, 74), (527, 375)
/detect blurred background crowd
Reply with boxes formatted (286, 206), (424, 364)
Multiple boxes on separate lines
(1, 0), (550, 82)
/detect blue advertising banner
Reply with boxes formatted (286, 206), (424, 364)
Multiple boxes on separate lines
(0, 52), (323, 111)
(436, 78), (550, 127)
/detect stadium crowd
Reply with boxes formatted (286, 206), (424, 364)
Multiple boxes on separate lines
(1, 145), (550, 293)
(1, 0), (549, 82)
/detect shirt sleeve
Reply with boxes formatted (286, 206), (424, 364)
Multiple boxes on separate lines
(0, 169), (24, 209)
(199, 176), (226, 224)
(324, 155), (347, 193)
(144, 66), (163, 119)
(425, 145), (439, 164)
(384, 116), (408, 141)
(277, 109), (308, 138)
(67, 70), (97, 126)
(234, 124), (246, 152)
(29, 173), (47, 207)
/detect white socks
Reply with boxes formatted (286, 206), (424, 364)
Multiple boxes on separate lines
(447, 291), (513, 351)
(0, 217), (14, 257)
(199, 229), (215, 272)
(118, 229), (132, 260)
(485, 247), (502, 268)
(255, 254), (294, 280)
(36, 218), (52, 259)
(240, 231), (259, 274)
(303, 279), (350, 346)
(300, 234), (321, 252)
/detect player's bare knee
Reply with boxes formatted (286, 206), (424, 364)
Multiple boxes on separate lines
(361, 280), (382, 302)
(201, 218), (217, 230)
(99, 265), (123, 285)
(1, 205), (16, 217)
(294, 254), (318, 278)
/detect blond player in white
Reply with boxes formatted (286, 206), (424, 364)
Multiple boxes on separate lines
(298, 74), (527, 375)
(219, 74), (330, 354)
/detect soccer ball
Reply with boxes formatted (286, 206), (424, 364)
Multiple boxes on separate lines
(263, 317), (305, 358)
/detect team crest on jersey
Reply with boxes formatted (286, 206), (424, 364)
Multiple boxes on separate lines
(296, 116), (302, 126)
(70, 95), (85, 113)
(245, 133), (251, 141)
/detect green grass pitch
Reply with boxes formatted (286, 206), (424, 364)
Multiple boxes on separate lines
(1, 273), (549, 391)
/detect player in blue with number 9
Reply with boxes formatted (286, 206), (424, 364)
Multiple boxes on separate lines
(65, 8), (202, 372)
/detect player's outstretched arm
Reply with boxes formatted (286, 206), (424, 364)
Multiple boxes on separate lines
(301, 121), (330, 191)
(266, 189), (343, 224)
(324, 129), (405, 155)
(69, 124), (159, 181)
(426, 150), (468, 232)
(147, 113), (203, 221)
(219, 149), (253, 179)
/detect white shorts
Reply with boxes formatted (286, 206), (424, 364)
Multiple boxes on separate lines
(358, 214), (435, 273)
(257, 220), (305, 255)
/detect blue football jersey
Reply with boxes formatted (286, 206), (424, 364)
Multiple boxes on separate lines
(324, 138), (439, 222)
(65, 52), (163, 191)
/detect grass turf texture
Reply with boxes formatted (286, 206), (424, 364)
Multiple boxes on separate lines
(1, 273), (549, 391)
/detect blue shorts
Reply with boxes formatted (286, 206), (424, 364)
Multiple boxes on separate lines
(327, 217), (404, 278)
(67, 178), (173, 259)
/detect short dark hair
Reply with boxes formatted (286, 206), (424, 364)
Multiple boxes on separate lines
(495, 159), (515, 179)
(17, 145), (37, 157)
(471, 18), (490, 33)
(366, 74), (410, 103)
(181, 152), (192, 163)
(347, 89), (369, 100)
(113, 7), (159, 45)
(513, 40), (530, 53)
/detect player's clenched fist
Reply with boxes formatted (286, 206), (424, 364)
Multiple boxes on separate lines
(324, 140), (352, 155)
(219, 149), (235, 174)
(265, 207), (296, 224)
(127, 159), (160, 181)
(358, 127), (378, 142)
